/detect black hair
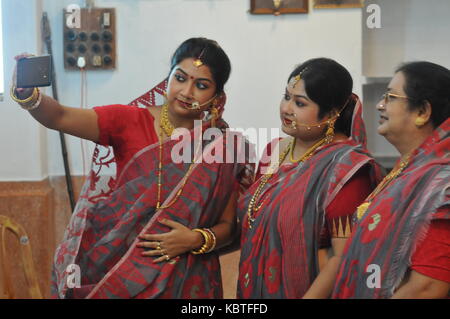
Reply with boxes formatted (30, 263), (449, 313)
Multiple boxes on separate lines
(288, 58), (355, 137)
(395, 61), (450, 128)
(170, 37), (231, 94)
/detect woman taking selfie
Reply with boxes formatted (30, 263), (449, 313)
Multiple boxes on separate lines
(11, 37), (253, 299)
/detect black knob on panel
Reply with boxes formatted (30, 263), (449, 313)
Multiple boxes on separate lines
(102, 31), (113, 42)
(103, 55), (112, 65)
(66, 56), (77, 67)
(78, 44), (87, 53)
(66, 43), (75, 53)
(91, 44), (101, 54)
(79, 32), (88, 41)
(90, 32), (100, 41)
(103, 43), (112, 54)
(66, 30), (77, 41)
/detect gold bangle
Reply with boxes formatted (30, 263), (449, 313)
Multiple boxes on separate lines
(20, 89), (42, 110)
(191, 228), (213, 255)
(204, 228), (216, 253)
(10, 86), (38, 104)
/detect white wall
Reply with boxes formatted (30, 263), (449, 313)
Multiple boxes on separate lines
(2, 0), (363, 180)
(362, 0), (450, 161)
(0, 0), (48, 180)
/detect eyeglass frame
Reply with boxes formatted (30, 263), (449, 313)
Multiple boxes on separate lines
(380, 92), (410, 106)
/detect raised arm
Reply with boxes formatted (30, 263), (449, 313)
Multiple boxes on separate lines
(11, 54), (100, 143)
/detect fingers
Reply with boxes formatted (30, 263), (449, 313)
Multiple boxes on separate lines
(13, 53), (34, 91)
(158, 218), (183, 229)
(136, 241), (160, 249)
(153, 254), (174, 264)
(14, 53), (34, 61)
(140, 247), (166, 257)
(139, 233), (164, 242)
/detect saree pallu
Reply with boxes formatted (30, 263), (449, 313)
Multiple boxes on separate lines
(51, 80), (254, 299)
(237, 139), (382, 299)
(332, 119), (450, 299)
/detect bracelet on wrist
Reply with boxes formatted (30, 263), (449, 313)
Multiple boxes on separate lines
(10, 86), (41, 110)
(191, 228), (217, 255)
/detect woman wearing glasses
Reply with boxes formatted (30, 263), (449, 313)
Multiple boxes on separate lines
(333, 61), (450, 298)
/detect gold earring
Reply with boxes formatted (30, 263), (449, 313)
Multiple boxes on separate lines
(325, 118), (336, 143)
(415, 117), (426, 127)
(210, 100), (219, 127)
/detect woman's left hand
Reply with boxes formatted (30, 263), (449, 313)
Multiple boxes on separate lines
(137, 218), (202, 263)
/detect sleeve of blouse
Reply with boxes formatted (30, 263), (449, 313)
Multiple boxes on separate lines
(411, 218), (450, 283)
(319, 165), (374, 248)
(93, 104), (136, 147)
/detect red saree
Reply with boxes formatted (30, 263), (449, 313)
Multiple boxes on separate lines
(51, 80), (254, 298)
(332, 118), (450, 299)
(237, 95), (383, 298)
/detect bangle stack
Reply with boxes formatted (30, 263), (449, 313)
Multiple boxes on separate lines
(10, 86), (42, 110)
(191, 228), (217, 255)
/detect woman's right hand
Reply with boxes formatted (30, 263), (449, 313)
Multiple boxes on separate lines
(12, 53), (35, 99)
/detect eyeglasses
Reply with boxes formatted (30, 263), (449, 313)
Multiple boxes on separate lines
(380, 92), (409, 105)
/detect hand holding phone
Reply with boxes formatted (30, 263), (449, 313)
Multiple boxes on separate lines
(15, 55), (52, 88)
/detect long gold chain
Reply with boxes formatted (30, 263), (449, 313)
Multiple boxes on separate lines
(160, 103), (175, 137)
(356, 153), (412, 220)
(156, 104), (201, 209)
(247, 136), (328, 229)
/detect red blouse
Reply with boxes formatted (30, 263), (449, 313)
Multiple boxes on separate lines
(93, 104), (158, 176)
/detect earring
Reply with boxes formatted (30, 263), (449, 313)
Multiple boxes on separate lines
(325, 118), (336, 143)
(415, 117), (426, 127)
(210, 99), (219, 127)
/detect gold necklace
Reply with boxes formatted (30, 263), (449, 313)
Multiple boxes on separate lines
(156, 107), (201, 210)
(246, 136), (328, 229)
(160, 103), (175, 137)
(356, 153), (412, 220)
(289, 136), (328, 163)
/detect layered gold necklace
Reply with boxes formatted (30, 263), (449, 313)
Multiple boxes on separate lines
(356, 153), (412, 220)
(246, 136), (328, 229)
(156, 103), (201, 209)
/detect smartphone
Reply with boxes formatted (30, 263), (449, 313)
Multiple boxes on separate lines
(16, 55), (52, 88)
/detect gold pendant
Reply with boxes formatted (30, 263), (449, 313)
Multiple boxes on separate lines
(357, 202), (370, 220)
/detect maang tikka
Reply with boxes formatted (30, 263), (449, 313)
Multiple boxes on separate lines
(290, 67), (308, 89)
(193, 48), (205, 68)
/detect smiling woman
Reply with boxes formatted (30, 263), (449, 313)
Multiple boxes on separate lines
(10, 37), (254, 299)
(237, 58), (383, 299)
(333, 61), (450, 299)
